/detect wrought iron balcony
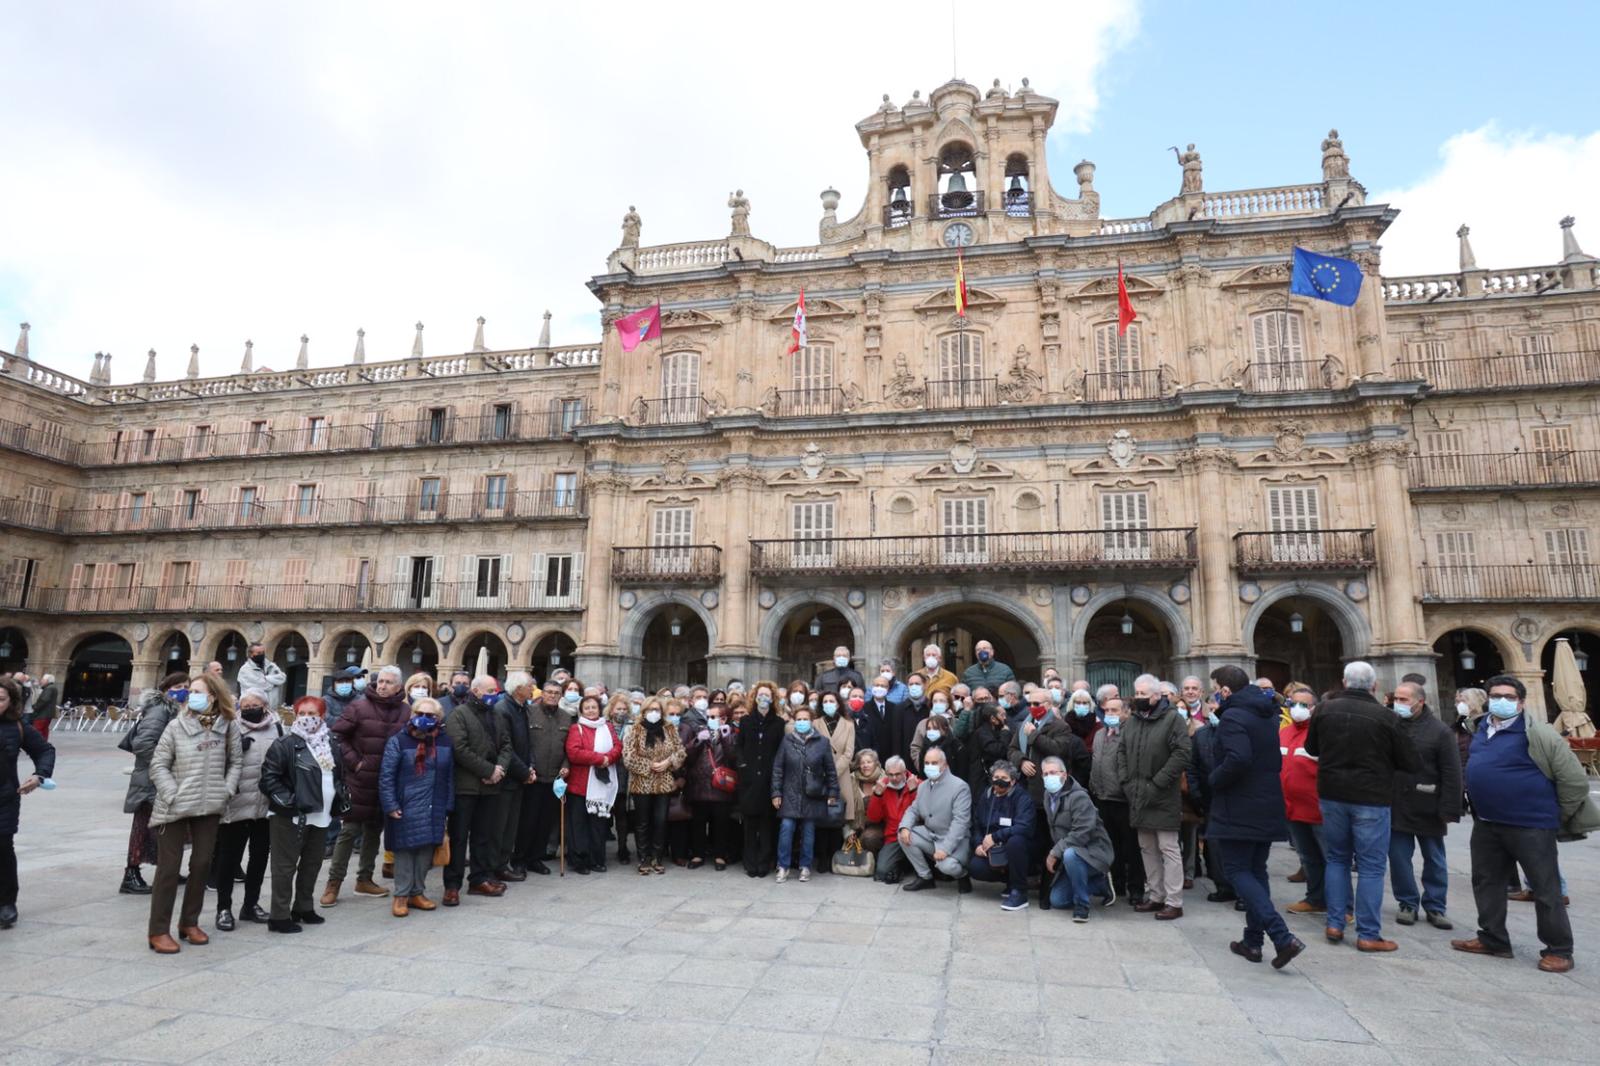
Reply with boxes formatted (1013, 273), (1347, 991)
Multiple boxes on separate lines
(8, 579), (585, 614)
(612, 545), (723, 584)
(3, 490), (586, 536)
(881, 202), (914, 229)
(1233, 529), (1376, 575)
(0, 417), (84, 465)
(1419, 564), (1600, 603)
(1081, 368), (1171, 403)
(1240, 358), (1339, 393)
(630, 395), (710, 426)
(1408, 450), (1600, 491)
(924, 377), (997, 409)
(1391, 349), (1600, 392)
(749, 528), (1197, 580)
(929, 190), (985, 220)
(766, 387), (847, 417)
(1002, 190), (1032, 218)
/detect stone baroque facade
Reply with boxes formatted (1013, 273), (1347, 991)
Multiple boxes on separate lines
(2, 78), (1598, 711)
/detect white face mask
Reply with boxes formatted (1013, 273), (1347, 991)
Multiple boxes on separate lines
(1456, 701), (1469, 718)
(409, 688), (428, 702)
(924, 656), (940, 669)
(1290, 704), (1312, 723)
(645, 711), (662, 724)
(789, 692), (805, 706)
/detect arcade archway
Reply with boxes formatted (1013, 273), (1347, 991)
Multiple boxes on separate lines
(0, 627), (30, 674)
(773, 606), (855, 687)
(641, 607), (709, 691)
(1541, 629), (1599, 725)
(212, 630), (249, 689)
(1433, 628), (1508, 697)
(460, 631), (508, 682)
(394, 631), (440, 680)
(530, 630), (577, 686)
(65, 631), (133, 702)
(1084, 599), (1175, 695)
(157, 631), (191, 677)
(889, 597), (1044, 685)
(274, 632), (309, 703)
(1248, 595), (1347, 697)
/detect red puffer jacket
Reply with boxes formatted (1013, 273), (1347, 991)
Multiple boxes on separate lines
(564, 719), (620, 798)
(864, 776), (921, 836)
(330, 690), (410, 822)
(1279, 720), (1321, 824)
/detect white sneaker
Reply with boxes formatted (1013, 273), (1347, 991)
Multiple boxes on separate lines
(799, 867), (811, 882)
(775, 868), (789, 884)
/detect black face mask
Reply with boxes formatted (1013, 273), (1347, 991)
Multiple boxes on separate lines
(992, 779), (1012, 792)
(241, 706), (268, 723)
(1132, 697), (1153, 713)
(250, 654), (266, 668)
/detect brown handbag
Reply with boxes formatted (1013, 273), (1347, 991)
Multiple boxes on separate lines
(431, 836), (451, 868)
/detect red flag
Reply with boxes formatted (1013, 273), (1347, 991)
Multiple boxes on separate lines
(615, 304), (661, 352)
(1117, 260), (1137, 335)
(788, 288), (807, 354)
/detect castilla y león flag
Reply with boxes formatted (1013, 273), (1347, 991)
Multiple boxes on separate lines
(615, 303), (662, 352)
(1117, 259), (1137, 335)
(788, 288), (808, 354)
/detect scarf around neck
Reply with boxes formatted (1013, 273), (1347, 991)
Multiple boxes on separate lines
(293, 715), (335, 770)
(576, 716), (617, 816)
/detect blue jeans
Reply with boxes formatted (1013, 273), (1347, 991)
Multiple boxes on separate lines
(777, 818), (814, 870)
(1215, 839), (1293, 951)
(1320, 799), (1390, 940)
(1287, 821), (1326, 907)
(1388, 831), (1448, 914)
(1048, 848), (1108, 910)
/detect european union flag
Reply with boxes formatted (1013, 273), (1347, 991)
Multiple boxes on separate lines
(1290, 247), (1363, 306)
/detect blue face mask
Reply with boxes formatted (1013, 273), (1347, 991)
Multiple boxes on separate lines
(907, 684), (923, 700)
(411, 714), (438, 732)
(1488, 697), (1520, 719)
(187, 691), (210, 712)
(1072, 703), (1092, 717)
(997, 697), (1012, 710)
(834, 656), (849, 668)
(668, 714), (681, 727)
(562, 691), (580, 705)
(977, 650), (991, 663)
(167, 687), (189, 704)
(1103, 715), (1121, 729)
(353, 677), (368, 692)
(925, 728), (942, 742)
(924, 763), (943, 780)
(1042, 774), (1064, 794)
(552, 778), (568, 799)
(333, 682), (352, 697)
(794, 719), (812, 735)
(1392, 702), (1413, 719)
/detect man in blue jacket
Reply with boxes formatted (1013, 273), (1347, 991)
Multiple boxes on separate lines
(1207, 665), (1305, 970)
(967, 759), (1035, 911)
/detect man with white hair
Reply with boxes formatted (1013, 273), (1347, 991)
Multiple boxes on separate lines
(1095, 683), (1119, 709)
(1306, 661), (1420, 952)
(494, 671), (538, 881)
(442, 675), (515, 905)
(920, 645), (959, 699)
(865, 755), (920, 884)
(1178, 677), (1206, 719)
(1116, 673), (1191, 920)
(897, 747), (972, 893)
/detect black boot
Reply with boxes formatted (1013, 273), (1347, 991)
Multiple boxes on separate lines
(120, 866), (152, 895)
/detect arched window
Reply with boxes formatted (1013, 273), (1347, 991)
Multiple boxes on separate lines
(937, 143), (977, 214)
(885, 164), (912, 227)
(660, 350), (701, 423)
(1004, 154), (1031, 217)
(1249, 310), (1306, 390)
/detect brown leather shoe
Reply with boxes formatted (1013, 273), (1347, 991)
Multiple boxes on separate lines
(1508, 889), (1535, 903)
(468, 881), (506, 897)
(320, 880), (341, 907)
(1154, 906), (1184, 921)
(1452, 938), (1513, 958)
(1538, 954), (1575, 973)
(354, 879), (390, 897)
(409, 895), (437, 911)
(391, 897), (409, 918)
(1325, 927), (1344, 943)
(1356, 938), (1398, 952)
(382, 861), (395, 879)
(177, 925), (210, 945)
(1288, 868), (1307, 883)
(148, 933), (180, 954)
(442, 889), (460, 907)
(1287, 901), (1324, 914)
(1133, 900), (1161, 913)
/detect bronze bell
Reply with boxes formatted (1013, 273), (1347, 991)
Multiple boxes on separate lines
(947, 171), (968, 194)
(1008, 175), (1024, 195)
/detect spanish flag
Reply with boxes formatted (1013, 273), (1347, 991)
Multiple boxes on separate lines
(954, 249), (968, 319)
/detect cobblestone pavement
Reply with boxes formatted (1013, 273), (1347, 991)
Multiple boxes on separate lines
(5, 733), (1600, 1065)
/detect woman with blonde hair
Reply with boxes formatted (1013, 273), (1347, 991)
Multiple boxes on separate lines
(405, 673), (436, 705)
(625, 696), (686, 874)
(146, 672), (241, 954)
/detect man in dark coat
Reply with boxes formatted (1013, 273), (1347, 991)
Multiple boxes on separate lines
(1116, 675), (1191, 920)
(886, 673), (930, 769)
(1207, 666), (1304, 969)
(967, 759), (1036, 911)
(441, 676), (514, 904)
(1306, 661), (1420, 952)
(513, 679), (570, 875)
(324, 665), (409, 904)
(1388, 680), (1462, 930)
(736, 683), (786, 877)
(813, 646), (866, 698)
(493, 673), (536, 882)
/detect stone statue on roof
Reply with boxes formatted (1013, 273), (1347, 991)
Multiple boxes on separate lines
(1176, 143), (1203, 195)
(728, 189), (750, 236)
(621, 205), (641, 248)
(1321, 129), (1349, 181)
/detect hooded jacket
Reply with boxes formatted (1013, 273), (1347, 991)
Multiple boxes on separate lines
(1205, 685), (1288, 842)
(122, 690), (178, 813)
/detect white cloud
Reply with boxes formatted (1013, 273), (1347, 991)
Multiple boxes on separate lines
(1374, 125), (1600, 277)
(0, 1), (1140, 380)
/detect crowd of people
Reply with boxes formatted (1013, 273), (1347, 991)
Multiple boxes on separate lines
(0, 640), (1596, 974)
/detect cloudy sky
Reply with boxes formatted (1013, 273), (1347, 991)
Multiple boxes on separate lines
(1, 1), (1596, 381)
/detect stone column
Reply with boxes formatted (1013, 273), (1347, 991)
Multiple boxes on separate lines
(1351, 250), (1389, 379)
(577, 475), (628, 661)
(1508, 668), (1549, 720)
(129, 658), (162, 699)
(731, 293), (758, 411)
(1190, 449), (1243, 658)
(1355, 440), (1427, 652)
(718, 466), (760, 661)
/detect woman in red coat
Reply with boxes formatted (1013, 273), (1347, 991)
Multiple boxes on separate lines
(1279, 690), (1324, 916)
(564, 696), (621, 874)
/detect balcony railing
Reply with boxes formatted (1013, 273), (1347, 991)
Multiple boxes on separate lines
(767, 387), (847, 417)
(750, 528), (1198, 579)
(929, 189), (985, 220)
(4, 490), (587, 536)
(1082, 368), (1171, 403)
(924, 377), (997, 409)
(8, 579), (584, 614)
(0, 418), (84, 465)
(612, 545), (723, 584)
(81, 406), (586, 467)
(1419, 564), (1600, 603)
(1233, 529), (1376, 574)
(631, 396), (710, 426)
(1409, 450), (1600, 491)
(1392, 350), (1600, 392)
(1002, 190), (1032, 218)
(1241, 359), (1339, 393)
(882, 203), (914, 229)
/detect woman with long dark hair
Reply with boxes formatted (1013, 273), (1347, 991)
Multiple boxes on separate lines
(0, 676), (55, 930)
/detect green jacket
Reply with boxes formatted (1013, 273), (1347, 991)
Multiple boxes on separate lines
(1524, 714), (1600, 840)
(1114, 700), (1192, 831)
(443, 697), (513, 797)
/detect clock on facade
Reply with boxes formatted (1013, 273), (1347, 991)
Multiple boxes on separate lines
(942, 222), (974, 247)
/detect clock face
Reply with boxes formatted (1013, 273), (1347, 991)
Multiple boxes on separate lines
(943, 222), (974, 247)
